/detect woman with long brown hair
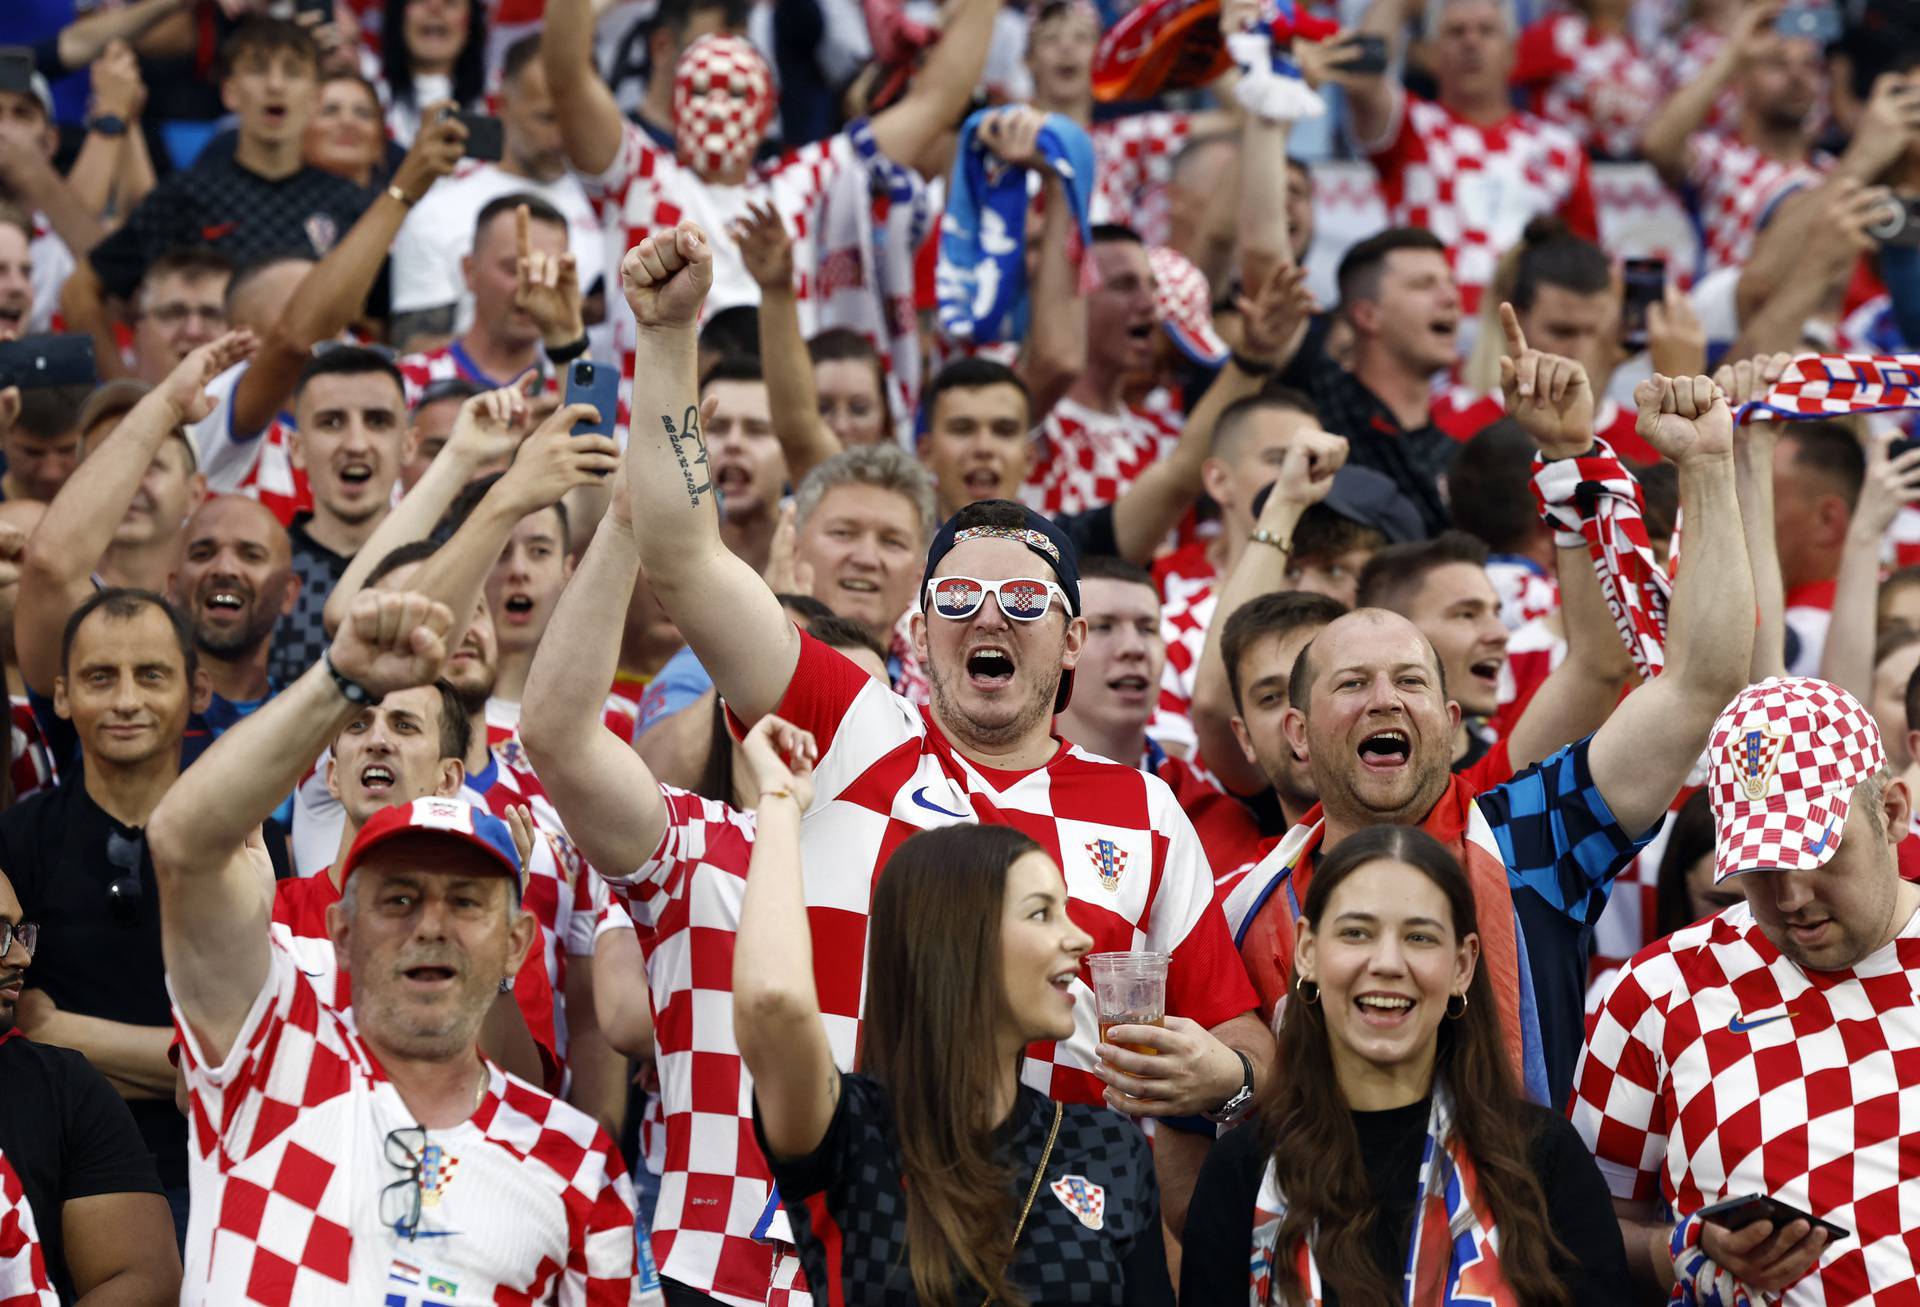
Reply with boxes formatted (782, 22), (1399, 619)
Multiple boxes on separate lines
(733, 715), (1174, 1307)
(1182, 824), (1628, 1305)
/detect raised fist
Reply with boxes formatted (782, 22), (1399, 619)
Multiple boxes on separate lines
(621, 221), (714, 332)
(327, 589), (455, 699)
(1633, 373), (1734, 467)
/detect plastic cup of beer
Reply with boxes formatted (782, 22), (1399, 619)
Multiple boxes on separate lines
(1088, 951), (1168, 1055)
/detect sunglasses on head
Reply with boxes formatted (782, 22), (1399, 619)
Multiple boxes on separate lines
(925, 575), (1069, 623)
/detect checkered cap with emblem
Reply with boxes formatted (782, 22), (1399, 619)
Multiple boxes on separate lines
(672, 35), (775, 178)
(1707, 677), (1884, 883)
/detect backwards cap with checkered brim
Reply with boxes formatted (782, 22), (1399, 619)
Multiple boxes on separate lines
(1148, 246), (1228, 368)
(1706, 677), (1884, 883)
(341, 797), (526, 898)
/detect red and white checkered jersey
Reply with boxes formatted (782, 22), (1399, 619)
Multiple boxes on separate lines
(1685, 134), (1827, 277)
(1022, 396), (1183, 518)
(0, 1148), (54, 1307)
(1153, 562), (1215, 759)
(600, 787), (809, 1307)
(754, 632), (1258, 1105)
(1486, 557), (1559, 633)
(584, 123), (880, 426)
(1491, 615), (1565, 728)
(1572, 902), (1920, 1304)
(267, 869), (566, 1094)
(1089, 110), (1193, 248)
(1512, 14), (1660, 159)
(7, 699), (53, 807)
(394, 343), (552, 409)
(182, 362), (313, 526)
(1366, 90), (1598, 321)
(1653, 26), (1741, 139)
(171, 945), (635, 1305)
(486, 695), (637, 764)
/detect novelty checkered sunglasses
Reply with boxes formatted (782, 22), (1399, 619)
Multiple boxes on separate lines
(925, 575), (1069, 622)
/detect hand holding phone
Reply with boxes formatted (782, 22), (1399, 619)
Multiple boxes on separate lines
(0, 335), (96, 390)
(1695, 1194), (1843, 1292)
(1335, 34), (1389, 75)
(564, 360), (617, 439)
(454, 111), (504, 163)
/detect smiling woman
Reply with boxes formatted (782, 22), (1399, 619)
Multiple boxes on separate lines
(1181, 825), (1631, 1306)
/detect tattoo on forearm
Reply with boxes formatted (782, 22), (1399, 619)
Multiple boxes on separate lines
(661, 404), (710, 507)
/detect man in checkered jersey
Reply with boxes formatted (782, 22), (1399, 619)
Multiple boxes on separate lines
(1574, 677), (1920, 1304)
(544, 0), (999, 414)
(1312, 0), (1597, 343)
(149, 588), (636, 1304)
(619, 218), (1271, 1123)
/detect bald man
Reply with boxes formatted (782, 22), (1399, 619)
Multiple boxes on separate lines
(168, 494), (299, 720)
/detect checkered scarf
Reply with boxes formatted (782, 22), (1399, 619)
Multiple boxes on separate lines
(1667, 1209), (1758, 1307)
(1530, 438), (1671, 681)
(672, 35), (775, 179)
(935, 109), (1096, 346)
(1736, 352), (1920, 424)
(1250, 1085), (1517, 1306)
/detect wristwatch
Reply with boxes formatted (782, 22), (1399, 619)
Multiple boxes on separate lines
(1204, 1049), (1256, 1124)
(85, 114), (129, 138)
(322, 649), (375, 705)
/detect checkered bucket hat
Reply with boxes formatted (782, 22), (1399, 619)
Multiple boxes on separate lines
(1148, 246), (1228, 368)
(1706, 677), (1884, 882)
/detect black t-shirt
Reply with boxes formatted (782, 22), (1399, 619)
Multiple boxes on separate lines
(1181, 1097), (1630, 1306)
(268, 514), (353, 687)
(758, 1074), (1174, 1306)
(0, 1032), (163, 1302)
(88, 139), (372, 300)
(0, 777), (185, 1188)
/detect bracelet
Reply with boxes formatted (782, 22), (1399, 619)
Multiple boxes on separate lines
(1231, 350), (1277, 377)
(544, 334), (590, 364)
(1248, 529), (1292, 552)
(385, 183), (417, 208)
(321, 649), (375, 705)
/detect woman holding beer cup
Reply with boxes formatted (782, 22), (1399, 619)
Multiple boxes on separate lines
(732, 714), (1175, 1306)
(1180, 825), (1629, 1305)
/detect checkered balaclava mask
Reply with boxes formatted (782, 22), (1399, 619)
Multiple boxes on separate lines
(672, 34), (775, 181)
(1706, 677), (1886, 883)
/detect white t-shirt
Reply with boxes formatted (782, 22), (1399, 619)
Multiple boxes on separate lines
(390, 162), (606, 334)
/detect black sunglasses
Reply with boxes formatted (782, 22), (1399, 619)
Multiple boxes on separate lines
(381, 1126), (428, 1239)
(104, 831), (143, 924)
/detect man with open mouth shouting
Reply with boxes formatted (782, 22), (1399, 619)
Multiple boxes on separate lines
(1224, 330), (1759, 1115)
(616, 217), (1271, 1236)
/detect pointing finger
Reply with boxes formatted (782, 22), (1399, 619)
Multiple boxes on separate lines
(1499, 300), (1528, 358)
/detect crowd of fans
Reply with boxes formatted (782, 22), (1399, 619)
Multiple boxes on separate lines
(0, 0), (1917, 1301)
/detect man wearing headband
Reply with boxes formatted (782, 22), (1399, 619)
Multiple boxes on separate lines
(149, 588), (635, 1300)
(617, 219), (1271, 1152)
(1575, 678), (1920, 1304)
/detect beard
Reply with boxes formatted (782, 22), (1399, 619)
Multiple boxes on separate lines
(927, 657), (1059, 752)
(194, 610), (276, 660)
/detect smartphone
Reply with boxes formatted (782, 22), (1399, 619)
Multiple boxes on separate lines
(0, 335), (96, 390)
(1867, 195), (1920, 249)
(1620, 257), (1666, 352)
(0, 49), (33, 97)
(1336, 34), (1390, 75)
(1775, 6), (1842, 45)
(1697, 1194), (1850, 1243)
(564, 359), (617, 438)
(453, 111), (504, 163)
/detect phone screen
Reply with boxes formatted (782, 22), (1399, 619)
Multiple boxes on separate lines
(1697, 1194), (1851, 1243)
(454, 112), (504, 163)
(1620, 258), (1665, 351)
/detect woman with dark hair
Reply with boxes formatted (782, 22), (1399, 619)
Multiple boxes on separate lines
(1182, 825), (1628, 1305)
(734, 717), (1174, 1306)
(379, 0), (487, 144)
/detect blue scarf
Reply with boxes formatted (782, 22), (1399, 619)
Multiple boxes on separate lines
(935, 110), (1095, 346)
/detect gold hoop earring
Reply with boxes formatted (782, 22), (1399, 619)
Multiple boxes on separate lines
(1295, 977), (1320, 1006)
(1445, 992), (1467, 1019)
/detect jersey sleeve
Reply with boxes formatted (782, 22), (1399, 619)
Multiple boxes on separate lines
(388, 196), (463, 314)
(580, 120), (670, 216)
(559, 1132), (638, 1307)
(600, 784), (748, 932)
(56, 1053), (164, 1201)
(755, 630), (905, 780)
(1149, 788), (1259, 1032)
(184, 360), (271, 492)
(1510, 16), (1571, 87)
(1569, 955), (1672, 1202)
(1476, 736), (1651, 926)
(1359, 81), (1413, 161)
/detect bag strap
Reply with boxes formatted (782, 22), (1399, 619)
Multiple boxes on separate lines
(985, 1101), (1064, 1307)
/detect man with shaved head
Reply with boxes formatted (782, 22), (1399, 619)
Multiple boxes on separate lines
(168, 494), (298, 721)
(1223, 367), (1757, 1110)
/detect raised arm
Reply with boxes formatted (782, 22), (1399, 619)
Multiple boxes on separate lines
(229, 109), (465, 438)
(1588, 376), (1754, 837)
(1728, 181), (1882, 360)
(0, 133), (105, 257)
(1191, 428), (1346, 791)
(53, 0), (190, 69)
(735, 201), (842, 485)
(1235, 113), (1293, 298)
(63, 43), (154, 225)
(982, 108), (1086, 425)
(542, 0), (628, 177)
(1821, 431), (1920, 699)
(621, 222), (800, 723)
(150, 589), (454, 1063)
(1493, 306), (1635, 771)
(519, 462), (669, 879)
(730, 716), (836, 1161)
(868, 0), (1002, 168)
(1296, 18), (1402, 151)
(1715, 353), (1794, 681)
(16, 332), (251, 695)
(1639, 2), (1775, 185)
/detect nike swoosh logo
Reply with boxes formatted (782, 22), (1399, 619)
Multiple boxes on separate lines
(1729, 1011), (1795, 1033)
(910, 786), (969, 819)
(1805, 821), (1836, 856)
